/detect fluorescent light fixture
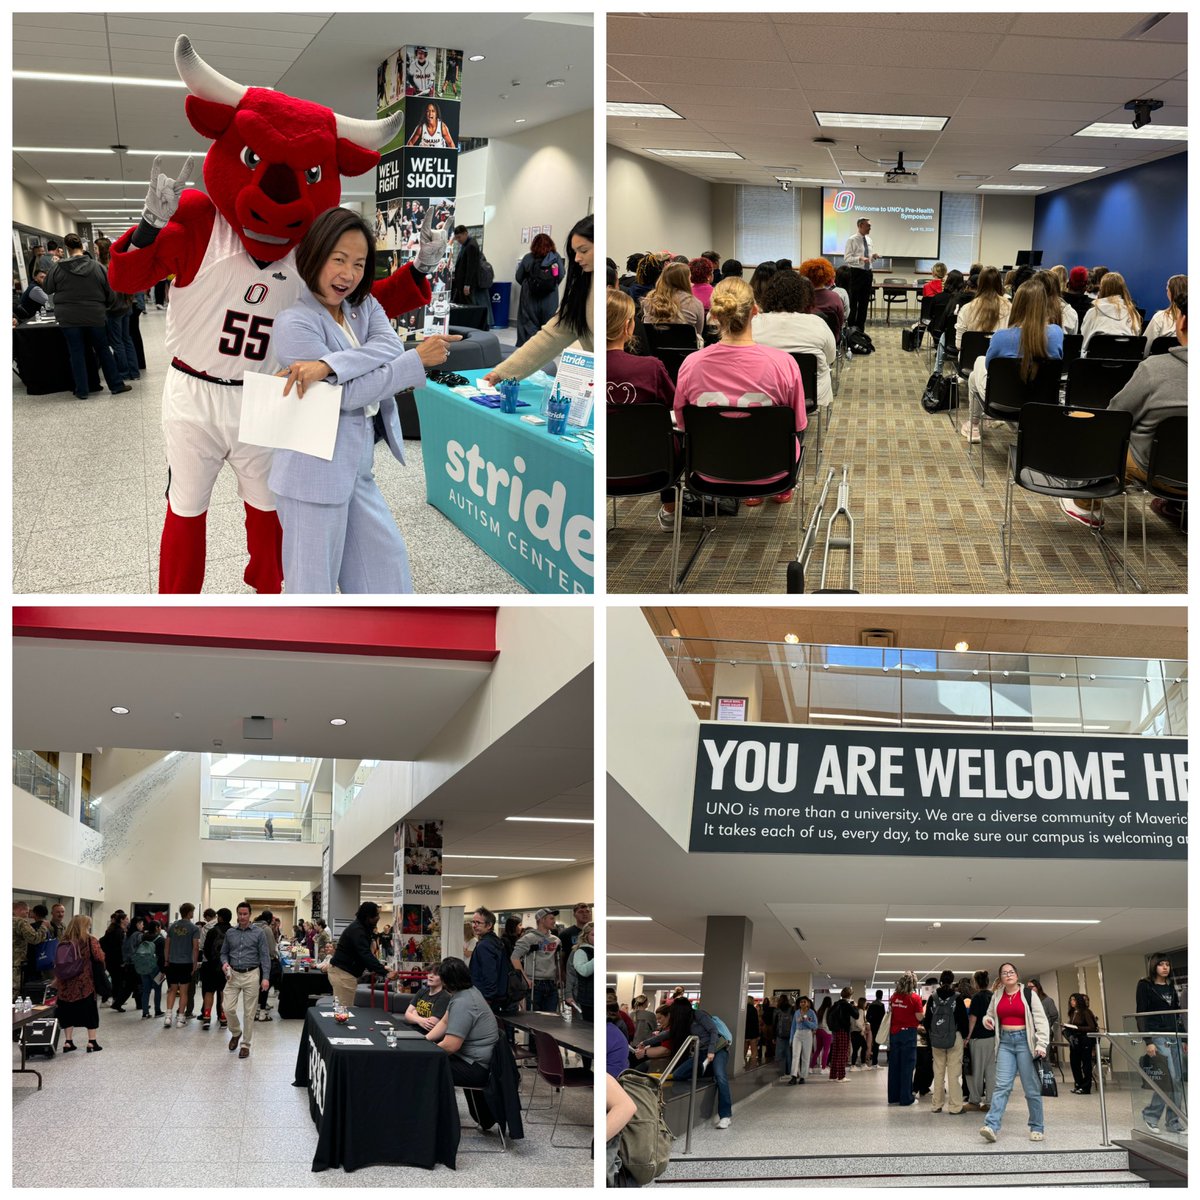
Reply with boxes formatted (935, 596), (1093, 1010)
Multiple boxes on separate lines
(443, 854), (576, 862)
(815, 111), (948, 131)
(607, 916), (652, 922)
(16, 146), (114, 154)
(50, 179), (194, 185)
(442, 874), (498, 879)
(809, 712), (903, 725)
(633, 971), (703, 975)
(515, 119), (527, 124)
(1075, 122), (1187, 141)
(645, 148), (743, 160)
(885, 917), (1099, 925)
(545, 79), (566, 88)
(606, 101), (683, 119)
(468, 54), (485, 62)
(16, 70), (185, 88)
(978, 184), (1044, 191)
(776, 177), (840, 186)
(878, 952), (1025, 958)
(111, 706), (130, 715)
(504, 816), (593, 825)
(1011, 163), (1102, 173)
(608, 953), (703, 958)
(842, 170), (886, 177)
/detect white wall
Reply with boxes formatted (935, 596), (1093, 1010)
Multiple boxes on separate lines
(449, 861), (594, 914)
(13, 786), (105, 907)
(455, 144), (488, 228)
(608, 145), (713, 265)
(13, 180), (77, 238)
(979, 194), (1036, 270)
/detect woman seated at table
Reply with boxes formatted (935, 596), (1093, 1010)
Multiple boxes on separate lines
(405, 960), (452, 1031)
(962, 279), (1063, 442)
(1081, 271), (1142, 354)
(639, 261), (705, 346)
(482, 214), (593, 386)
(425, 957), (500, 1123)
(674, 277), (806, 507)
(271, 208), (457, 594)
(751, 271), (836, 409)
(798, 258), (846, 342)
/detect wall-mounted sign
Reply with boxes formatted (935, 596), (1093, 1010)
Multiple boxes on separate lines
(716, 697), (748, 723)
(690, 724), (1187, 860)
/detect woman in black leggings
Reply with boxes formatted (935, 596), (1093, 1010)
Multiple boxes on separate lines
(1066, 994), (1099, 1094)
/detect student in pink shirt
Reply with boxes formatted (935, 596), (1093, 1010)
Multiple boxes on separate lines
(674, 277), (806, 504)
(689, 257), (714, 313)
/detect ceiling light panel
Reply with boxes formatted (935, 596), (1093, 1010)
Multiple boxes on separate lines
(815, 111), (949, 131)
(645, 148), (743, 159)
(1075, 122), (1186, 141)
(607, 102), (683, 119)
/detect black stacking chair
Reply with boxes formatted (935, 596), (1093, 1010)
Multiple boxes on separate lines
(1128, 412), (1188, 569)
(1063, 358), (1140, 409)
(788, 351), (824, 470)
(1149, 335), (1180, 356)
(972, 358), (1061, 487)
(1084, 333), (1145, 360)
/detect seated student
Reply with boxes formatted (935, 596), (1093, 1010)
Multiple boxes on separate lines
(751, 271), (837, 408)
(606, 288), (679, 532)
(1081, 271), (1142, 354)
(831, 265), (853, 323)
(962, 279), (1063, 442)
(701, 251), (723, 286)
(271, 208), (456, 594)
(775, 258), (793, 271)
(749, 261), (777, 308)
(797, 258), (846, 342)
(1009, 264), (1036, 298)
(1062, 266), (1093, 324)
(641, 261), (705, 345)
(629, 253), (665, 304)
(14, 269), (49, 321)
(1034, 269), (1079, 335)
(1088, 265), (1110, 299)
(720, 258), (743, 280)
(405, 959), (453, 1029)
(945, 266), (1010, 375)
(674, 276), (807, 506)
(1142, 274), (1187, 352)
(689, 257), (715, 313)
(928, 270), (968, 372)
(425, 956), (500, 1121)
(1063, 298), (1187, 529)
(619, 253), (644, 293)
(923, 262), (947, 298)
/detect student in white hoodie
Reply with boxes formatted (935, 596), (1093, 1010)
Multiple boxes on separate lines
(1081, 271), (1142, 354)
(1142, 274), (1187, 353)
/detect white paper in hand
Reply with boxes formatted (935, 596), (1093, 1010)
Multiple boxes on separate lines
(239, 370), (342, 461)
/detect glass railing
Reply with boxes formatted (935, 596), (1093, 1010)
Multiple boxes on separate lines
(201, 810), (331, 843)
(336, 759), (381, 818)
(13, 750), (71, 815)
(657, 639), (1187, 735)
(80, 788), (99, 831)
(1094, 1010), (1187, 1147)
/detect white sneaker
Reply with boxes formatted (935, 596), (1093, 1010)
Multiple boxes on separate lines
(175, 1014), (185, 1028)
(980, 1126), (997, 1143)
(163, 1015), (173, 1028)
(716, 1117), (731, 1129)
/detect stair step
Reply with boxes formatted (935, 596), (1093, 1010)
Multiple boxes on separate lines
(659, 1170), (1148, 1188)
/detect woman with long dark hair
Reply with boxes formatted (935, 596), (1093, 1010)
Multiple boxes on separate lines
(1064, 993), (1099, 1094)
(515, 231), (564, 346)
(483, 213), (594, 384)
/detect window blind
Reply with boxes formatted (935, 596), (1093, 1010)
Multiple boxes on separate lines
(736, 185), (798, 265)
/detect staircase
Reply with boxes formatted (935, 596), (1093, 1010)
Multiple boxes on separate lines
(657, 1148), (1149, 1187)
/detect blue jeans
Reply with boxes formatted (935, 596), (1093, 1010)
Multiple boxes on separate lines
(933, 332), (948, 372)
(672, 1047), (732, 1119)
(986, 1029), (1045, 1134)
(887, 1027), (917, 1103)
(106, 312), (139, 379)
(61, 324), (123, 397)
(1142, 1036), (1184, 1131)
(775, 1033), (791, 1075)
(140, 974), (162, 1016)
(532, 978), (558, 1013)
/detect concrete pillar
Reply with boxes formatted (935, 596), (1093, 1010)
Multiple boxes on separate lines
(613, 972), (639, 1007)
(701, 915), (754, 1076)
(328, 873), (361, 935)
(709, 663), (763, 722)
(444, 904), (466, 958)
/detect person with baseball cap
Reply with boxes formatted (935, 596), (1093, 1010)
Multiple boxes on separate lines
(511, 908), (561, 1015)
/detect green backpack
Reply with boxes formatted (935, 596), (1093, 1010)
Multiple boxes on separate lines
(133, 939), (158, 977)
(616, 1069), (674, 1185)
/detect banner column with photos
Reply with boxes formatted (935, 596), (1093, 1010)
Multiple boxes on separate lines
(375, 45), (464, 337)
(393, 819), (444, 968)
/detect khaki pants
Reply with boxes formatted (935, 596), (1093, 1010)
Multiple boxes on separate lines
(327, 964), (359, 1008)
(968, 1037), (993, 1105)
(932, 1033), (964, 1113)
(224, 969), (261, 1046)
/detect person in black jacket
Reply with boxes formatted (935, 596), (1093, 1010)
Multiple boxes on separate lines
(99, 912), (129, 1011)
(469, 907), (510, 1009)
(1136, 955), (1183, 1133)
(451, 225), (491, 328)
(922, 968), (970, 1114)
(866, 990), (886, 1068)
(42, 233), (130, 400)
(327, 902), (398, 1008)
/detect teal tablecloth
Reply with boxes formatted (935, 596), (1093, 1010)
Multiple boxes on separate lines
(414, 370), (594, 593)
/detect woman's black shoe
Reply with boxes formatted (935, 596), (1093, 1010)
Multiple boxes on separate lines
(86, 1040), (103, 1052)
(62, 1040), (77, 1052)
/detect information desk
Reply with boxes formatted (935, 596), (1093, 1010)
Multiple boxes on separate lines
(278, 968), (333, 1019)
(293, 999), (459, 1172)
(414, 369), (594, 594)
(501, 1011), (594, 1059)
(12, 319), (102, 396)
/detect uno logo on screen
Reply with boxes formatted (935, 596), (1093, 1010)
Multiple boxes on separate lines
(832, 190), (856, 212)
(308, 1034), (327, 1115)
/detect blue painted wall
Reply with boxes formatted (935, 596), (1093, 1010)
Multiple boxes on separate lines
(1032, 152), (1187, 313)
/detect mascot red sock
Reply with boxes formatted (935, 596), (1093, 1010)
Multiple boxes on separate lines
(243, 504), (283, 593)
(159, 504), (207, 594)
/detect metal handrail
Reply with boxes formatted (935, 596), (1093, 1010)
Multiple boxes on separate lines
(1090, 1029), (1188, 1146)
(653, 1034), (703, 1155)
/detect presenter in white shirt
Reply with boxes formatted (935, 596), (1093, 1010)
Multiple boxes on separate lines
(843, 218), (878, 331)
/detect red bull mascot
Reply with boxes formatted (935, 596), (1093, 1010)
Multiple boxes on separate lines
(110, 35), (442, 592)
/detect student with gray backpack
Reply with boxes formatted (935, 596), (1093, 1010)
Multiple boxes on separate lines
(133, 921), (165, 1019)
(923, 969), (970, 1114)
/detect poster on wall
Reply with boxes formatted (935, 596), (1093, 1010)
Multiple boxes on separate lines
(132, 901), (171, 929)
(397, 819), (443, 964)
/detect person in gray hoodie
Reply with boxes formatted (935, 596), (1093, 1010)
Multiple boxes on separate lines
(1063, 299), (1187, 527)
(43, 233), (130, 400)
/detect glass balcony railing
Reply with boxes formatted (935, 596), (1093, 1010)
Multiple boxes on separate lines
(201, 809), (330, 843)
(1093, 1010), (1188, 1147)
(13, 750), (71, 815)
(80, 789), (99, 831)
(657, 638), (1187, 736)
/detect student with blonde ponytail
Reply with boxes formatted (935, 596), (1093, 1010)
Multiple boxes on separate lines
(1081, 271), (1142, 353)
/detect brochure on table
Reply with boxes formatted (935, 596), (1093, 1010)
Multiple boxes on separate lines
(555, 349), (594, 427)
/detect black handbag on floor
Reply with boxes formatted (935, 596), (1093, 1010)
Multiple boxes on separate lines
(921, 372), (954, 413)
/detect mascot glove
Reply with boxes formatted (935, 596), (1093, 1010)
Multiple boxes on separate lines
(142, 154), (196, 228)
(413, 205), (448, 274)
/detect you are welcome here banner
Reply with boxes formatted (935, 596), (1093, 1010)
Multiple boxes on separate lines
(690, 725), (1187, 860)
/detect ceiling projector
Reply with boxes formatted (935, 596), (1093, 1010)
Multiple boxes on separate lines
(885, 151), (919, 184)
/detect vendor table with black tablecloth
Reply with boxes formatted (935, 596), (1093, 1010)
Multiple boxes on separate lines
(293, 999), (460, 1172)
(413, 368), (594, 594)
(278, 968), (333, 1019)
(12, 319), (101, 396)
(448, 304), (489, 330)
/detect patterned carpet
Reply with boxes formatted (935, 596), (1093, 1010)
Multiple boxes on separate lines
(606, 320), (1188, 594)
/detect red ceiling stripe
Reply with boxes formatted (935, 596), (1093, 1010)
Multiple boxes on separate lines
(12, 607), (499, 662)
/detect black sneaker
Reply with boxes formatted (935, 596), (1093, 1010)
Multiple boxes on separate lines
(110, 384), (132, 396)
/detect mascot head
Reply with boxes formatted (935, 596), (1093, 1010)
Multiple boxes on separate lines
(175, 35), (402, 262)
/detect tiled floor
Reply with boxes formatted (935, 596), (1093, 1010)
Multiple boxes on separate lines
(13, 309), (525, 594)
(12, 1004), (592, 1187)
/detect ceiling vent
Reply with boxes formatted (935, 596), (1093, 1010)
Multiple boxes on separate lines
(243, 716), (273, 740)
(859, 628), (896, 647)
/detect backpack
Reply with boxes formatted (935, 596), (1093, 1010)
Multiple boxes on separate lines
(921, 371), (955, 413)
(524, 255), (558, 298)
(479, 253), (495, 291)
(204, 924), (228, 967)
(709, 1013), (733, 1050)
(54, 940), (86, 982)
(901, 325), (924, 351)
(846, 328), (875, 355)
(616, 1069), (675, 1185)
(829, 1000), (853, 1034)
(928, 992), (958, 1049)
(133, 939), (158, 977)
